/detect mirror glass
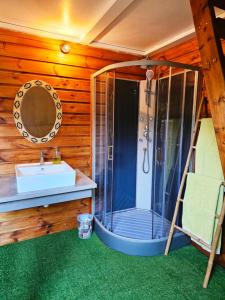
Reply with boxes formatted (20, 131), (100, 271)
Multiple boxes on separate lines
(21, 86), (56, 138)
(13, 80), (62, 143)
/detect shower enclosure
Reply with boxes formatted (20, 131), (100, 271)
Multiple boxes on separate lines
(92, 59), (201, 256)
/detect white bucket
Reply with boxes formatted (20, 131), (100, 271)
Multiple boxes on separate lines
(77, 214), (93, 239)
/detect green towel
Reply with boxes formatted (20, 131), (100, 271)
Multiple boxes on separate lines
(182, 173), (223, 253)
(182, 117), (224, 253)
(195, 118), (224, 180)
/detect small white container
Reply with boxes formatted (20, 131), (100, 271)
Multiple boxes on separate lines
(77, 214), (93, 239)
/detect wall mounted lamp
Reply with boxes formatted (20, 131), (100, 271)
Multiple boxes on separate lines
(60, 43), (71, 54)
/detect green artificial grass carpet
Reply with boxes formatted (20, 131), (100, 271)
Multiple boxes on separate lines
(0, 231), (225, 300)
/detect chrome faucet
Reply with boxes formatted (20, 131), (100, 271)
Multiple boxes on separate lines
(40, 151), (45, 165)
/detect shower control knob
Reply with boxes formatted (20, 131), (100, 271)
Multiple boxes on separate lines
(149, 117), (153, 121)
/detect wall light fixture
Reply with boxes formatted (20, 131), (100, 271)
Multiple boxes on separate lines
(60, 43), (71, 54)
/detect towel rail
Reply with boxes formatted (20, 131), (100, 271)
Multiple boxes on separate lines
(165, 95), (225, 288)
(174, 225), (212, 249)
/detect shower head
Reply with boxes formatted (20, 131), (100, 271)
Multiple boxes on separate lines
(146, 69), (154, 81)
(145, 68), (154, 108)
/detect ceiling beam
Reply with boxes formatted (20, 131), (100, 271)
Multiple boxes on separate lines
(81, 0), (135, 44)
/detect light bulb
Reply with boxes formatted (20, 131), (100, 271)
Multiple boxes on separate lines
(60, 43), (71, 54)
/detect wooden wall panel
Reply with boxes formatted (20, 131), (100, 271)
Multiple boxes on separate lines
(150, 37), (225, 66)
(150, 37), (225, 267)
(0, 199), (91, 245)
(0, 28), (142, 246)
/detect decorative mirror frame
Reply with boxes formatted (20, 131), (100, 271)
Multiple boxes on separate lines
(13, 80), (62, 143)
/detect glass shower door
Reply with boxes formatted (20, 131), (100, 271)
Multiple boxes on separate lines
(104, 71), (115, 231)
(163, 70), (184, 230)
(152, 68), (198, 238)
(94, 72), (107, 223)
(94, 70), (115, 230)
(153, 76), (169, 221)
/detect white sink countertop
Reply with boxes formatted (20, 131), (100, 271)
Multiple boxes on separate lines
(0, 169), (97, 203)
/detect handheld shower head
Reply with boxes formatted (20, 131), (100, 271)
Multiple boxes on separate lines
(146, 69), (154, 81)
(145, 69), (154, 108)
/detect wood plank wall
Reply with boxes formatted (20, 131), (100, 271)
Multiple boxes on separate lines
(0, 28), (143, 246)
(150, 37), (225, 267)
(150, 37), (225, 65)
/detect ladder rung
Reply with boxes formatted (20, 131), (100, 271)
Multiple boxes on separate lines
(174, 225), (212, 249)
(192, 146), (197, 149)
(212, 0), (225, 10)
(215, 18), (225, 40)
(178, 198), (184, 202)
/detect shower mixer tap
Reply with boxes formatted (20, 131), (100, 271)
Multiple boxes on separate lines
(143, 129), (151, 142)
(143, 131), (148, 138)
(144, 89), (155, 96)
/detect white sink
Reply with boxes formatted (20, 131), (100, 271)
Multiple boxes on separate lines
(15, 161), (76, 193)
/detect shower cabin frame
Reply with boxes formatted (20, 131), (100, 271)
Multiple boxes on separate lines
(91, 59), (200, 256)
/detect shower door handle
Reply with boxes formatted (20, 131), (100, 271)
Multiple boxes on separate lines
(156, 147), (162, 165)
(108, 145), (113, 161)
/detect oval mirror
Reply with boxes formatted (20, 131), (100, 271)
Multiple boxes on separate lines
(13, 80), (62, 143)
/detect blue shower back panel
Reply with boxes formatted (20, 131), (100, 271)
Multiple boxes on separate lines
(112, 79), (139, 211)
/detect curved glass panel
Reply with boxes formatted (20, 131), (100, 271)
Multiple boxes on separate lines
(93, 63), (200, 243)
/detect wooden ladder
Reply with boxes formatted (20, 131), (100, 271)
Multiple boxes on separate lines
(189, 0), (225, 288)
(164, 95), (225, 288)
(190, 0), (225, 174)
(166, 0), (225, 288)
